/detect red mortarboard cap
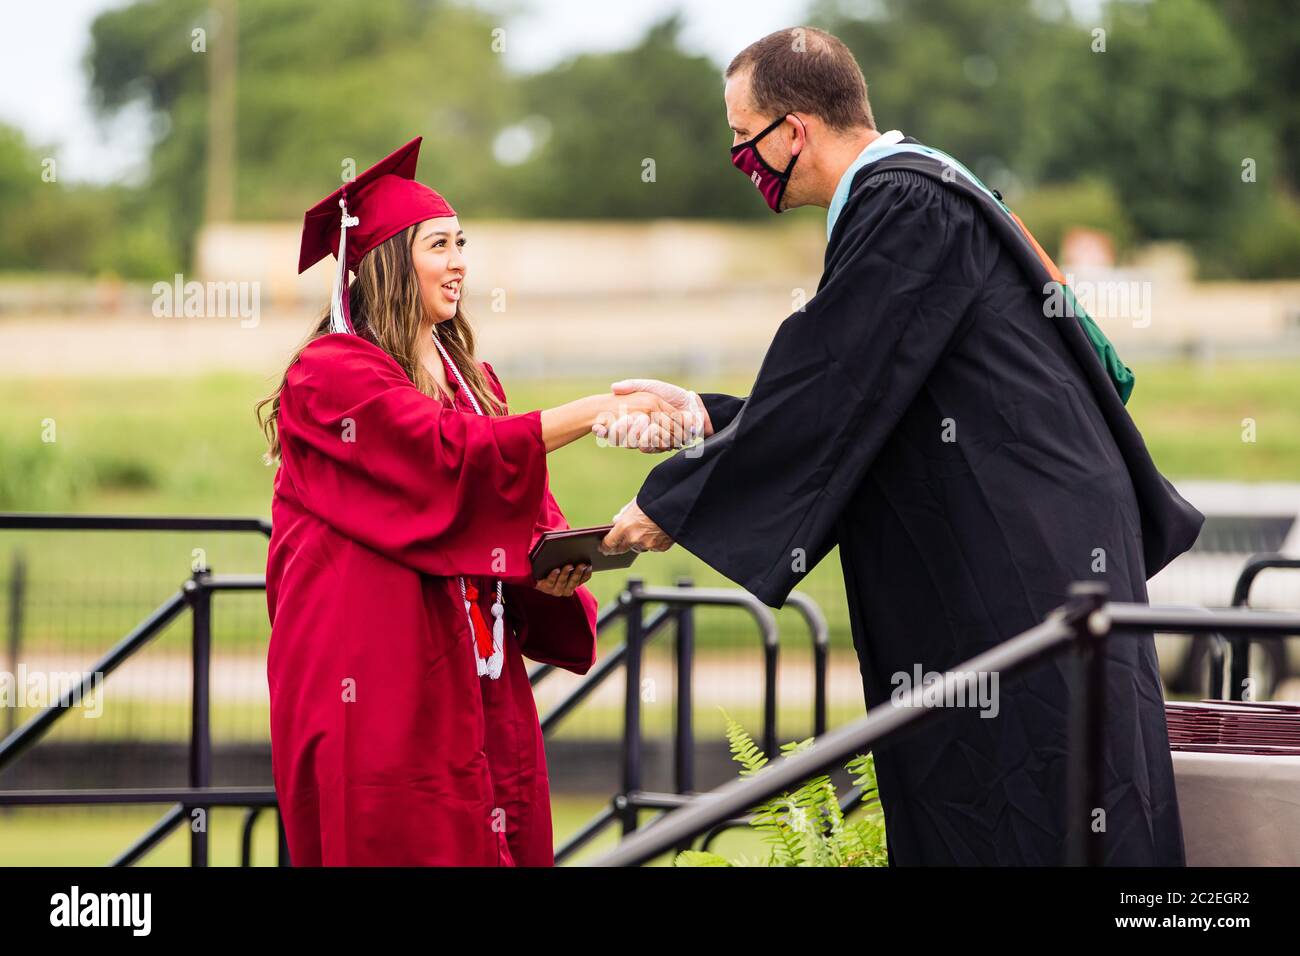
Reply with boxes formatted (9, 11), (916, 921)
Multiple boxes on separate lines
(297, 137), (456, 275)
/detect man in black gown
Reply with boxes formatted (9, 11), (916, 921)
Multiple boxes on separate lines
(599, 27), (1202, 865)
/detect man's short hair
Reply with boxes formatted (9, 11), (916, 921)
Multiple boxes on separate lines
(726, 27), (875, 132)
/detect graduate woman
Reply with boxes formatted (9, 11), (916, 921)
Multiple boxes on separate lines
(257, 138), (683, 866)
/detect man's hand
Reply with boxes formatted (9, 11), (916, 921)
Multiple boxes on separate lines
(600, 499), (674, 555)
(593, 379), (710, 452)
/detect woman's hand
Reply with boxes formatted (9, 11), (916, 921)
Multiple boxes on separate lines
(601, 379), (711, 450)
(535, 563), (592, 597)
(592, 391), (689, 452)
(541, 392), (679, 453)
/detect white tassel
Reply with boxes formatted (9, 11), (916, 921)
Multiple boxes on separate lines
(329, 198), (360, 335)
(487, 599), (505, 680)
(466, 594), (488, 677)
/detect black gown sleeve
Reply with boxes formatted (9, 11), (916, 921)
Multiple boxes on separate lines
(699, 393), (745, 433)
(637, 171), (985, 607)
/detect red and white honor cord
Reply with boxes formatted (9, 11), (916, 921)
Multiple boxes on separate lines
(433, 332), (505, 680)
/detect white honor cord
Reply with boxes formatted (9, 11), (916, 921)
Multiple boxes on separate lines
(435, 332), (505, 680)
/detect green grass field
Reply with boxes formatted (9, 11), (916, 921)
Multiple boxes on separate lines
(5, 360), (1299, 519)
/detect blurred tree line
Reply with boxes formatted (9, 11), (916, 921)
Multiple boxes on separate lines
(0, 0), (1296, 280)
(813, 0), (1300, 277)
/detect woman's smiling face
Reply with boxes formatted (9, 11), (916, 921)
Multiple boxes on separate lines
(411, 216), (466, 323)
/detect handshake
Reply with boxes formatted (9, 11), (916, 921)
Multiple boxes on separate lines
(591, 378), (711, 453)
(575, 378), (711, 559)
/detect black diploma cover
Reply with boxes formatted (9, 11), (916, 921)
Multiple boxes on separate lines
(529, 525), (640, 580)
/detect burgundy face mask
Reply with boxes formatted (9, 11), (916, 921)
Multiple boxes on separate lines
(730, 114), (798, 212)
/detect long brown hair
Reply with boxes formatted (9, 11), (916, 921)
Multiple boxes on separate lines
(255, 224), (504, 466)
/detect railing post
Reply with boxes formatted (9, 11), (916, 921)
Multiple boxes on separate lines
(1225, 555), (1300, 701)
(781, 593), (829, 738)
(1065, 582), (1108, 867)
(240, 808), (259, 867)
(5, 550), (25, 743)
(620, 578), (644, 836)
(184, 566), (214, 867)
(673, 578), (695, 797)
(1227, 637), (1251, 701)
(1206, 634), (1228, 700)
(673, 578), (696, 858)
(1229, 559), (1257, 700)
(762, 634), (778, 760)
(813, 635), (827, 739)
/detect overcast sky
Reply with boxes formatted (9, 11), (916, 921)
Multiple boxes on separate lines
(0, 0), (811, 183)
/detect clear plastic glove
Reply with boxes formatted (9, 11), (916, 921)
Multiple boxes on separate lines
(600, 499), (673, 554)
(592, 390), (686, 452)
(592, 378), (707, 452)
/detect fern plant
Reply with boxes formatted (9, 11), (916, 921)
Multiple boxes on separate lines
(674, 711), (888, 867)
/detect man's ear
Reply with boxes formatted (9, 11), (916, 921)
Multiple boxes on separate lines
(788, 114), (809, 157)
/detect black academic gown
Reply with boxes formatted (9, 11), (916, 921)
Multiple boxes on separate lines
(637, 154), (1204, 866)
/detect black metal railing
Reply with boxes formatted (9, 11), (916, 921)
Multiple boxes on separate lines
(530, 577), (828, 863)
(4, 513), (1297, 869)
(0, 514), (283, 866)
(586, 585), (1300, 867)
(1227, 554), (1300, 699)
(0, 513), (830, 867)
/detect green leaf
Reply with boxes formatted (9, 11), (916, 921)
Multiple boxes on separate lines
(703, 718), (890, 866)
(673, 850), (733, 867)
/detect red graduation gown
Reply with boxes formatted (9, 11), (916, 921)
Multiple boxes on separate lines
(265, 334), (598, 866)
